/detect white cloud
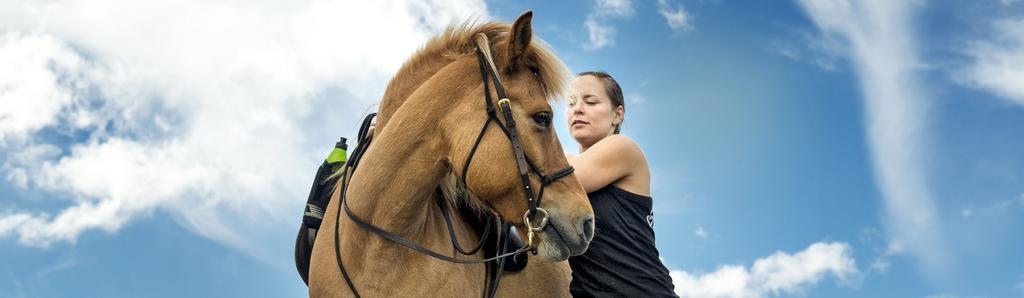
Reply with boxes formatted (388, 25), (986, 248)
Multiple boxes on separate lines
(585, 17), (616, 50)
(858, 227), (902, 274)
(670, 241), (860, 298)
(795, 0), (951, 278)
(959, 195), (1024, 220)
(961, 18), (1024, 106)
(0, 0), (488, 261)
(695, 226), (707, 238)
(869, 258), (890, 273)
(0, 33), (85, 145)
(772, 31), (845, 71)
(870, 241), (905, 274)
(581, 0), (695, 50)
(2, 143), (62, 189)
(657, 0), (694, 31)
(583, 0), (636, 50)
(627, 92), (648, 106)
(595, 0), (635, 18)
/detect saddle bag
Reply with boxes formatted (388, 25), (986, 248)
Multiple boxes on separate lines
(293, 137), (347, 285)
(294, 113), (375, 285)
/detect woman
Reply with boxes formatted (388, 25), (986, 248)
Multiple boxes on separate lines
(565, 71), (677, 297)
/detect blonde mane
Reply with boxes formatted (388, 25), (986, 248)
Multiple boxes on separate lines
(385, 20), (570, 106)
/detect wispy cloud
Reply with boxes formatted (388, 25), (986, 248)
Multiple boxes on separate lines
(595, 0), (636, 18)
(871, 241), (906, 274)
(795, 0), (951, 279)
(585, 17), (617, 50)
(1017, 276), (1024, 296)
(583, 0), (635, 50)
(959, 193), (1024, 219)
(0, 0), (487, 261)
(582, 0), (694, 50)
(670, 241), (860, 298)
(960, 18), (1024, 106)
(859, 227), (903, 274)
(695, 226), (707, 238)
(771, 30), (845, 71)
(657, 0), (695, 31)
(626, 92), (648, 106)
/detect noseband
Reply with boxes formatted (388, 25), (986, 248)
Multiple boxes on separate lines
(332, 34), (574, 298)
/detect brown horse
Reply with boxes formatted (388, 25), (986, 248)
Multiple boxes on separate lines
(308, 12), (594, 297)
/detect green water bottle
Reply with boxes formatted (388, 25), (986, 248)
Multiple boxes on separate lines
(326, 137), (348, 172)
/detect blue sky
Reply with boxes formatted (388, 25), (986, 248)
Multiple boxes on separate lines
(2, 0), (1023, 297)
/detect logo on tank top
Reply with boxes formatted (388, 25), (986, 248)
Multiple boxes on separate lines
(646, 210), (654, 228)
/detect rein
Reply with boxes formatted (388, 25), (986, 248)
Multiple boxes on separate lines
(331, 34), (574, 298)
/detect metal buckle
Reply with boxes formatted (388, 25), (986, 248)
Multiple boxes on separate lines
(497, 98), (510, 106)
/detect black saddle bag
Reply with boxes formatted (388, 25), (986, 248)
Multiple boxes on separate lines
(293, 158), (344, 285)
(294, 113), (374, 285)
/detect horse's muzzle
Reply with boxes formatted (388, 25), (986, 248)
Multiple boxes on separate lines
(539, 212), (594, 260)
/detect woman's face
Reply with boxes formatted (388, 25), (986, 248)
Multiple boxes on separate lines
(567, 75), (622, 148)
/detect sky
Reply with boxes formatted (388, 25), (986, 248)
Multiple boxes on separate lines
(1, 0), (1023, 297)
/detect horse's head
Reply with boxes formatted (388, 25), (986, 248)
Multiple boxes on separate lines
(433, 12), (595, 261)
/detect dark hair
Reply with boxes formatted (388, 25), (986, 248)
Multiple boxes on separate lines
(576, 71), (624, 134)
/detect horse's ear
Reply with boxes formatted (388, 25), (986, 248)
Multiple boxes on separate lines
(508, 11), (533, 69)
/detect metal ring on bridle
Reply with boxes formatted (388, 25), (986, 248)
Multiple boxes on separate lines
(523, 207), (549, 232)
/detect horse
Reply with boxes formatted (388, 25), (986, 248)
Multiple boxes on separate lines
(308, 11), (594, 297)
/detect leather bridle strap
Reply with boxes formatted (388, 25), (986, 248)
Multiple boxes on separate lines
(438, 193), (491, 255)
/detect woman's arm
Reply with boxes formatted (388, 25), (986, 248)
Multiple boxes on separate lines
(568, 135), (644, 193)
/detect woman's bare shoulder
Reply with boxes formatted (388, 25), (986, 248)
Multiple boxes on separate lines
(594, 135), (650, 195)
(591, 135), (645, 163)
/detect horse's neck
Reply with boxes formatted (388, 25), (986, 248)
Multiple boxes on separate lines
(345, 117), (446, 236)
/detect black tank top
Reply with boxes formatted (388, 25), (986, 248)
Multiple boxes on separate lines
(568, 185), (677, 297)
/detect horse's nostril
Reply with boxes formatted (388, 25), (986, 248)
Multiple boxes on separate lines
(581, 217), (595, 242)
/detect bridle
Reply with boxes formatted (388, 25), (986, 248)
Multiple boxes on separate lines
(331, 34), (575, 298)
(461, 34), (576, 246)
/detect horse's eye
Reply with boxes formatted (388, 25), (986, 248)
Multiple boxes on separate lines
(528, 66), (540, 77)
(532, 112), (551, 128)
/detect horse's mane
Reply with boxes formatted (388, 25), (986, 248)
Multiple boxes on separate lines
(387, 20), (570, 104)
